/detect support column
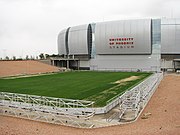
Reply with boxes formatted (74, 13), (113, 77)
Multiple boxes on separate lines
(67, 60), (69, 69)
(52, 60), (55, 66)
(61, 60), (63, 67)
(173, 61), (176, 71)
(77, 60), (79, 70)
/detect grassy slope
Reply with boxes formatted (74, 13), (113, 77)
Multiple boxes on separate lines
(0, 71), (151, 107)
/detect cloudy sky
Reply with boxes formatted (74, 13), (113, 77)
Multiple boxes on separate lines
(0, 0), (180, 59)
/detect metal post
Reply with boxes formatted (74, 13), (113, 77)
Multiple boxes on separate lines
(67, 60), (69, 69)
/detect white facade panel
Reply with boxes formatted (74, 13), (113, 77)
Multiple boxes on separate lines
(68, 25), (88, 55)
(161, 18), (180, 54)
(80, 61), (90, 67)
(161, 60), (174, 69)
(90, 54), (160, 72)
(95, 19), (152, 54)
(58, 29), (67, 55)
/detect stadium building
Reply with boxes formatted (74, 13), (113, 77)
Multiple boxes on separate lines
(54, 18), (180, 72)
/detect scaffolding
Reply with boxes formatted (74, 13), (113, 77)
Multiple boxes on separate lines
(0, 92), (95, 128)
(118, 73), (163, 121)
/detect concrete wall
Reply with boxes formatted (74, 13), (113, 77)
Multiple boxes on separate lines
(90, 54), (160, 72)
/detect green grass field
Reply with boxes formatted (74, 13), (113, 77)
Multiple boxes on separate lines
(0, 71), (151, 107)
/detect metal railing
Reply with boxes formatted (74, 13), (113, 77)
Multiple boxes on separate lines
(0, 92), (95, 128)
(105, 72), (163, 122)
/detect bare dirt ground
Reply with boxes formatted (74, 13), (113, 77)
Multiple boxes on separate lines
(114, 75), (140, 84)
(0, 74), (179, 135)
(0, 60), (60, 77)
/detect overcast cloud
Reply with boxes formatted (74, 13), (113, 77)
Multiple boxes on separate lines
(0, 0), (180, 59)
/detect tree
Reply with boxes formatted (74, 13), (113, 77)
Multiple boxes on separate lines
(45, 54), (50, 59)
(39, 53), (45, 59)
(50, 54), (59, 57)
(5, 56), (9, 60)
(12, 56), (16, 60)
(26, 55), (29, 60)
(30, 55), (34, 60)
(16, 58), (23, 60)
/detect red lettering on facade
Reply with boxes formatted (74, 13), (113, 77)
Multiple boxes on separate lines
(109, 37), (134, 49)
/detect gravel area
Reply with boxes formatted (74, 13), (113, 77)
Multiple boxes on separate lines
(0, 74), (180, 135)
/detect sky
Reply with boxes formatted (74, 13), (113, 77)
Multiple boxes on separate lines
(0, 0), (180, 59)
